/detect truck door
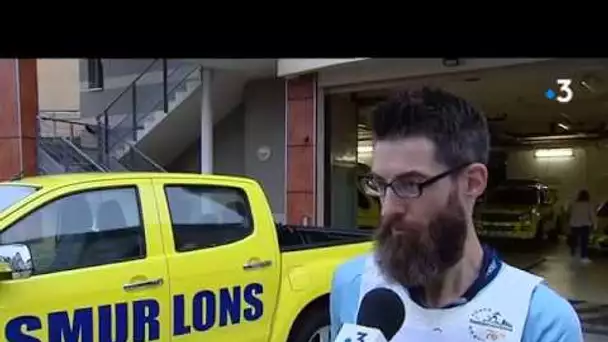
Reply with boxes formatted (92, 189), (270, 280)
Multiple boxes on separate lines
(153, 178), (281, 341)
(0, 179), (172, 341)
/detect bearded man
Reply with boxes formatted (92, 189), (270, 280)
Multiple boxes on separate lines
(329, 87), (582, 341)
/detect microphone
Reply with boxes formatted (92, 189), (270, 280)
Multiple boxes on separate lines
(334, 288), (405, 342)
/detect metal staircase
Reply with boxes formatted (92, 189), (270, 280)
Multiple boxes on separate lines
(37, 115), (166, 174)
(39, 136), (108, 172)
(37, 59), (202, 174)
(95, 59), (202, 163)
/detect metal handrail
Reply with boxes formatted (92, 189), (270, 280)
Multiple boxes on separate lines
(121, 140), (166, 172)
(96, 59), (160, 119)
(60, 137), (108, 171)
(48, 59), (198, 173)
(39, 109), (80, 115)
(104, 61), (201, 152)
(37, 144), (67, 174)
(106, 60), (195, 143)
(38, 115), (91, 128)
(145, 64), (201, 122)
(37, 114), (163, 172)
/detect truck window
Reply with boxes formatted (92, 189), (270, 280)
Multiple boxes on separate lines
(0, 185), (38, 213)
(485, 187), (540, 206)
(0, 187), (145, 276)
(165, 185), (253, 252)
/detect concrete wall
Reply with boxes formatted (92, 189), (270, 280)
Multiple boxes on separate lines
(79, 58), (197, 118)
(243, 78), (286, 221)
(167, 78), (286, 220)
(37, 59), (80, 111)
(168, 104), (246, 175)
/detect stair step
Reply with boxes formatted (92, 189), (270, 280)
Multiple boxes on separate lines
(185, 79), (200, 91)
(106, 73), (201, 163)
(174, 91), (186, 103)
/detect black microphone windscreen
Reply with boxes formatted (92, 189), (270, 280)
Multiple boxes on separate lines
(356, 288), (405, 340)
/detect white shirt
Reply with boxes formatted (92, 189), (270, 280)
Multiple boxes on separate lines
(569, 201), (595, 227)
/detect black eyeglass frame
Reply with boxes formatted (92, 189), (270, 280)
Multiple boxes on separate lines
(361, 163), (471, 199)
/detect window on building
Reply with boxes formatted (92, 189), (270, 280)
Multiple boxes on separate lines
(87, 58), (104, 90)
(165, 185), (253, 252)
(0, 187), (145, 275)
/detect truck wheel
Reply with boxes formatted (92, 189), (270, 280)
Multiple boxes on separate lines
(288, 306), (330, 342)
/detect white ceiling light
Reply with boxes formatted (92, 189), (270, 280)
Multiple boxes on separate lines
(534, 148), (574, 158)
(580, 80), (595, 93)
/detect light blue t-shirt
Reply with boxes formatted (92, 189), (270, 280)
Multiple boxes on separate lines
(330, 254), (583, 341)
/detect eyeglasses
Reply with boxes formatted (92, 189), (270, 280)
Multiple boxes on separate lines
(360, 163), (470, 199)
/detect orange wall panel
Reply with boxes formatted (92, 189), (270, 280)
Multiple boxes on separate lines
(285, 74), (317, 225)
(0, 59), (39, 180)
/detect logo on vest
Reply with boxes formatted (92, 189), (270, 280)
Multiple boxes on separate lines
(468, 308), (513, 341)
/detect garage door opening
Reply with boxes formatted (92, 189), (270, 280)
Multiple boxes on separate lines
(323, 58), (608, 337)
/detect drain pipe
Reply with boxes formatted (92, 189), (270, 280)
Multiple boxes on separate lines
(14, 59), (24, 177)
(200, 67), (213, 174)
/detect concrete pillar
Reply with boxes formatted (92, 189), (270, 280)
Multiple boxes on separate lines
(0, 59), (39, 181)
(200, 68), (213, 174)
(285, 74), (317, 226)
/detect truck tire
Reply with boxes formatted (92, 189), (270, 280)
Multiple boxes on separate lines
(288, 306), (330, 342)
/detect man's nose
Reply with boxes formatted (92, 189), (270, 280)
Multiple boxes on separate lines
(381, 189), (408, 216)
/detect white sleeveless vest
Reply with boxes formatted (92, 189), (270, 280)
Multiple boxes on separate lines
(358, 256), (543, 342)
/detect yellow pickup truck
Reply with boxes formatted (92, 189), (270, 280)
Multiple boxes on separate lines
(0, 172), (372, 342)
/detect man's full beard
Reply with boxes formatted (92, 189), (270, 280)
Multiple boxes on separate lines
(373, 191), (468, 287)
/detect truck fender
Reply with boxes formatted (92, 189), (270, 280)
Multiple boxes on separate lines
(285, 294), (330, 342)
(270, 293), (330, 342)
(268, 277), (331, 342)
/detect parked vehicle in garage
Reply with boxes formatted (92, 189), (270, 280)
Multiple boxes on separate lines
(590, 200), (608, 250)
(0, 172), (372, 342)
(357, 187), (381, 230)
(475, 179), (558, 241)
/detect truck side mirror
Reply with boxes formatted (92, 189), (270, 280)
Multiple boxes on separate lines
(0, 244), (33, 281)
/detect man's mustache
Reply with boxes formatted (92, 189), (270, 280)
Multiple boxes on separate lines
(373, 192), (468, 287)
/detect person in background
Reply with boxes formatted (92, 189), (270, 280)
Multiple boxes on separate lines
(568, 189), (596, 264)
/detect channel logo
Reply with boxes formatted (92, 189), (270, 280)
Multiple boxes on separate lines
(545, 79), (573, 103)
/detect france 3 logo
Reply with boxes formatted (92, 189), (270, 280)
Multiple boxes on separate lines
(545, 79), (573, 104)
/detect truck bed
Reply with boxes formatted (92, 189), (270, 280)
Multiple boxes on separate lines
(276, 224), (373, 252)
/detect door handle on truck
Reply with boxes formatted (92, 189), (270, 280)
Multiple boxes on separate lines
(123, 278), (164, 291)
(243, 259), (272, 271)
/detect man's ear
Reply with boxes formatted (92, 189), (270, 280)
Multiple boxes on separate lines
(464, 163), (488, 199)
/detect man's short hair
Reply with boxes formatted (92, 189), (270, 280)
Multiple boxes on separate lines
(371, 86), (490, 168)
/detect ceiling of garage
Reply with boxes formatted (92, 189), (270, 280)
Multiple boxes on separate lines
(354, 58), (608, 143)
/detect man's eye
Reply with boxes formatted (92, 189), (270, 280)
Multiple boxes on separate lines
(394, 181), (417, 189)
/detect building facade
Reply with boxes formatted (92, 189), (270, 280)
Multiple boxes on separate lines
(2, 57), (553, 228)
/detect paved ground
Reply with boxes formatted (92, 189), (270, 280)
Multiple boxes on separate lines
(483, 238), (608, 341)
(572, 300), (608, 336)
(538, 256), (608, 341)
(586, 333), (608, 342)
